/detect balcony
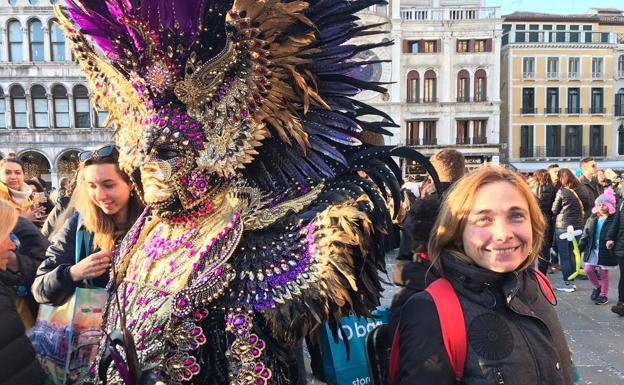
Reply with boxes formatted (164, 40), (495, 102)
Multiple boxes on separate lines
(546, 72), (560, 80)
(521, 107), (537, 114)
(616, 104), (624, 117)
(406, 98), (438, 103)
(566, 107), (582, 114)
(519, 145), (607, 159)
(522, 72), (535, 80)
(456, 137), (488, 145)
(568, 72), (580, 80)
(590, 107), (606, 115)
(400, 6), (500, 21)
(591, 72), (604, 80)
(544, 107), (561, 115)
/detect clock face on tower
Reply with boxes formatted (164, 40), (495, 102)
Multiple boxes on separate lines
(352, 41), (392, 102)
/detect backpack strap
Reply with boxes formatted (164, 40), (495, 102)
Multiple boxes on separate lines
(533, 268), (556, 305)
(389, 323), (401, 385)
(425, 278), (466, 383)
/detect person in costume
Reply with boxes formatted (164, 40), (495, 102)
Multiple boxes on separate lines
(54, 1), (417, 384)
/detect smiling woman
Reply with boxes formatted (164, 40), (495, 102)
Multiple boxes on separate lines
(394, 165), (573, 385)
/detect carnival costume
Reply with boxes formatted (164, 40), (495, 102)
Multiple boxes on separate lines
(55, 1), (432, 384)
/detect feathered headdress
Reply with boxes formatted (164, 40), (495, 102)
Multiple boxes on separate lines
(55, 0), (398, 197)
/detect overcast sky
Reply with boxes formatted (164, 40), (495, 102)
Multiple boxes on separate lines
(486, 0), (623, 15)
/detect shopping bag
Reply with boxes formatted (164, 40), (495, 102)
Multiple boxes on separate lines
(321, 307), (388, 385)
(27, 230), (108, 384)
(28, 287), (107, 384)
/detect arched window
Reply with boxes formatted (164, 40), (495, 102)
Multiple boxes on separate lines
(619, 55), (624, 77)
(29, 20), (44, 61)
(52, 85), (69, 128)
(475, 69), (487, 102)
(73, 85), (90, 128)
(0, 88), (6, 129)
(406, 70), (419, 103)
(31, 85), (48, 128)
(50, 21), (65, 62)
(10, 85), (27, 128)
(457, 69), (469, 102)
(95, 106), (109, 128)
(424, 70), (436, 103)
(8, 20), (23, 62)
(29, 0), (39, 4)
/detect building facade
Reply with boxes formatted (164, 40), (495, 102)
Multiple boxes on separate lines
(396, 0), (502, 174)
(501, 9), (624, 172)
(0, 0), (113, 188)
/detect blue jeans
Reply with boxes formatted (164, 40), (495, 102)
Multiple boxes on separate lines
(555, 228), (577, 283)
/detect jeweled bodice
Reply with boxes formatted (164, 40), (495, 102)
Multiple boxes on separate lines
(99, 193), (245, 384)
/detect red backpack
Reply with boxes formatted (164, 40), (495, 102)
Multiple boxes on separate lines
(388, 269), (554, 385)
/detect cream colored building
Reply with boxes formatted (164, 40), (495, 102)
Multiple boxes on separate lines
(394, 0), (503, 174)
(501, 9), (624, 172)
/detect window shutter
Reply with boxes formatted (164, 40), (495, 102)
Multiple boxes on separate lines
(436, 39), (442, 52)
(403, 39), (409, 53)
(486, 38), (492, 52)
(419, 39), (424, 53)
(468, 39), (475, 52)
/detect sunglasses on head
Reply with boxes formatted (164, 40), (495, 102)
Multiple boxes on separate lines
(79, 144), (118, 163)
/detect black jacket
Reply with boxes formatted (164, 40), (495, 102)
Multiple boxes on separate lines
(533, 184), (556, 244)
(32, 213), (108, 306)
(0, 274), (47, 385)
(607, 201), (624, 258)
(578, 175), (603, 219)
(7, 217), (50, 320)
(579, 214), (616, 266)
(552, 188), (585, 230)
(395, 254), (572, 385)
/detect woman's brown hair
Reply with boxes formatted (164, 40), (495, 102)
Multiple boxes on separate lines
(427, 165), (545, 274)
(556, 168), (580, 190)
(532, 169), (552, 186)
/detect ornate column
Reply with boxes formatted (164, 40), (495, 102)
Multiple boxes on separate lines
(47, 94), (54, 128)
(25, 91), (33, 129)
(43, 24), (51, 62)
(0, 26), (8, 62)
(67, 92), (75, 128)
(391, 31), (401, 103)
(21, 25), (29, 62)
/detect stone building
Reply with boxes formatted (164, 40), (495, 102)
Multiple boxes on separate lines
(0, 0), (112, 188)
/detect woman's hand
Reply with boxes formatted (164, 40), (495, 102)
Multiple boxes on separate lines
(69, 249), (112, 282)
(21, 206), (46, 223)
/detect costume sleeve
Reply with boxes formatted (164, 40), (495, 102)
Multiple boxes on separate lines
(396, 294), (455, 385)
(31, 213), (80, 306)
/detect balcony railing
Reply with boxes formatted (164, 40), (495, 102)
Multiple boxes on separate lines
(456, 137), (488, 145)
(591, 72), (604, 80)
(568, 72), (580, 80)
(522, 72), (535, 80)
(616, 104), (624, 117)
(406, 98), (438, 103)
(519, 145), (607, 159)
(406, 138), (421, 146)
(521, 107), (537, 114)
(544, 107), (561, 115)
(400, 6), (500, 21)
(566, 107), (582, 114)
(590, 107), (606, 114)
(546, 72), (559, 80)
(456, 96), (470, 103)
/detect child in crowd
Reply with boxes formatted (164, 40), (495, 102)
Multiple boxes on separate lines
(579, 188), (618, 305)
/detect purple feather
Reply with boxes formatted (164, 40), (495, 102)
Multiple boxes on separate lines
(309, 136), (347, 165)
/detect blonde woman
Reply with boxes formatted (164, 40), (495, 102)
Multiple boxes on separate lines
(0, 200), (47, 384)
(32, 145), (143, 306)
(393, 166), (572, 385)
